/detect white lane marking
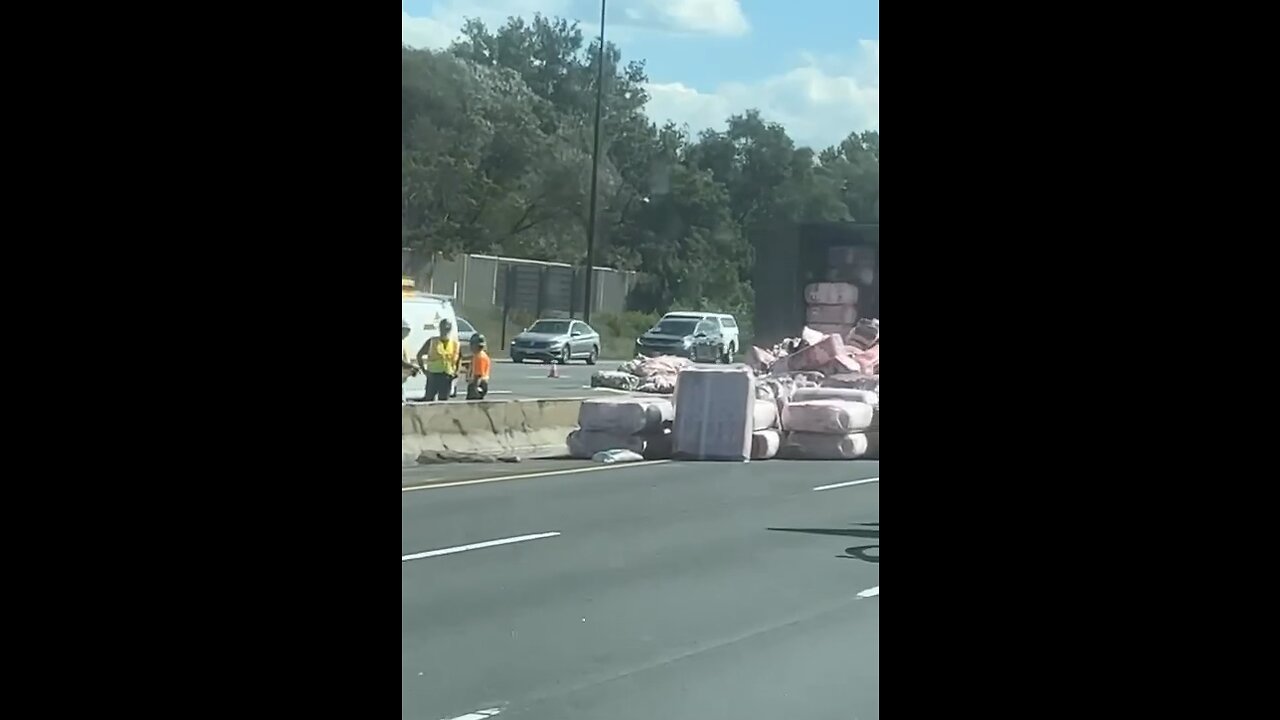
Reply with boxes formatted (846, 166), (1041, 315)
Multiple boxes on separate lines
(486, 390), (512, 395)
(857, 586), (880, 599)
(813, 477), (880, 492)
(402, 532), (560, 562)
(402, 460), (672, 492)
(442, 708), (502, 720)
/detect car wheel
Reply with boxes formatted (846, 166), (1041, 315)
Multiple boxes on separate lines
(559, 346), (571, 364)
(721, 344), (733, 364)
(587, 346), (598, 365)
(512, 354), (524, 364)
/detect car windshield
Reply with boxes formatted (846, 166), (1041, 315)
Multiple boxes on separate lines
(528, 320), (571, 334)
(653, 319), (699, 335)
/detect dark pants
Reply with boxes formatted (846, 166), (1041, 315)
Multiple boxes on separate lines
(466, 379), (489, 400)
(424, 372), (453, 401)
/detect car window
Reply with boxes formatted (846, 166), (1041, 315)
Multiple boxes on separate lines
(577, 323), (594, 335)
(695, 320), (716, 335)
(529, 320), (571, 334)
(654, 319), (699, 335)
(722, 317), (737, 328)
(455, 318), (475, 333)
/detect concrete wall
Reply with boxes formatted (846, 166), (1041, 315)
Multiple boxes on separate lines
(402, 397), (584, 463)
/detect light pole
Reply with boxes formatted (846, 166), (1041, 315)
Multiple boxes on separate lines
(582, 0), (606, 324)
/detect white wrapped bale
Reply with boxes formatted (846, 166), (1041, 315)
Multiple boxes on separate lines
(779, 431), (870, 459)
(790, 387), (879, 406)
(751, 429), (781, 459)
(578, 396), (674, 435)
(804, 282), (858, 305)
(753, 399), (779, 431)
(672, 365), (754, 461)
(567, 429), (672, 460)
(781, 400), (874, 434)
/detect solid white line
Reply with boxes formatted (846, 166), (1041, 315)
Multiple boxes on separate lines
(402, 533), (560, 562)
(442, 708), (502, 720)
(813, 477), (880, 492)
(486, 390), (512, 395)
(402, 460), (672, 492)
(857, 586), (879, 599)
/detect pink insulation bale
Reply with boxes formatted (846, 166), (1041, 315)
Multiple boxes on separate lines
(578, 396), (674, 435)
(751, 429), (781, 459)
(825, 354), (862, 375)
(672, 365), (754, 461)
(805, 282), (859, 305)
(822, 373), (880, 392)
(779, 431), (870, 460)
(848, 318), (880, 350)
(851, 344), (879, 375)
(779, 333), (846, 372)
(781, 400), (875, 434)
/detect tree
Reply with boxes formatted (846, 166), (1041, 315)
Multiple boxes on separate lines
(402, 16), (879, 317)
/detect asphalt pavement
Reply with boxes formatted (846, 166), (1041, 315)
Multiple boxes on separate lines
(402, 459), (880, 720)
(403, 358), (635, 401)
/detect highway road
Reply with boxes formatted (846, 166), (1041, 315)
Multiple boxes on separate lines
(403, 358), (636, 402)
(402, 459), (880, 720)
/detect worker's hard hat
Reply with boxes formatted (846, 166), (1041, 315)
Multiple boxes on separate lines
(471, 333), (486, 348)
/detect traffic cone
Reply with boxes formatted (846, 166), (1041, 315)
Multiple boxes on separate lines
(548, 363), (560, 378)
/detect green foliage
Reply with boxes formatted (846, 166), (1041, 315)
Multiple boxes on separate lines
(595, 310), (660, 341)
(403, 17), (878, 319)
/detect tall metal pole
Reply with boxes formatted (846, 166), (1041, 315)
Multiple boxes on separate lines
(582, 0), (606, 324)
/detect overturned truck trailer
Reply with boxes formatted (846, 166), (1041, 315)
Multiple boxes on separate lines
(754, 222), (879, 348)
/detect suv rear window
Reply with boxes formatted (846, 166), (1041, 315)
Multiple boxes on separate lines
(722, 317), (737, 328)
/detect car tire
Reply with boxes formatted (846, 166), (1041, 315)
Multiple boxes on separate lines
(721, 344), (733, 364)
(512, 354), (524, 364)
(587, 346), (598, 365)
(559, 346), (571, 364)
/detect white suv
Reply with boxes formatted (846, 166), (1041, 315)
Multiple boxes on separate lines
(636, 311), (740, 362)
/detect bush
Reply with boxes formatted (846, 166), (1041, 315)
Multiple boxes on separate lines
(594, 311), (658, 359)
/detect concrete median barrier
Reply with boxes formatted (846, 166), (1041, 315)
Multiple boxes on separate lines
(402, 398), (585, 465)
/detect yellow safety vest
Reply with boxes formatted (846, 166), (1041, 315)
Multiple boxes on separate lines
(426, 337), (459, 374)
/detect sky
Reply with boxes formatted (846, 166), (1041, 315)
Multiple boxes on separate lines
(402, 0), (879, 151)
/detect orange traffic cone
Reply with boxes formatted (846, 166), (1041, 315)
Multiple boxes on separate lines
(547, 363), (560, 378)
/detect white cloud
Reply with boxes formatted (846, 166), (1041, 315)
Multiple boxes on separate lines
(402, 11), (458, 49)
(643, 40), (879, 150)
(624, 0), (750, 37)
(402, 1), (747, 49)
(402, 2), (573, 49)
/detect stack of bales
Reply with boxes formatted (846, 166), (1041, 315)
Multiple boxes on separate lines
(567, 396), (674, 459)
